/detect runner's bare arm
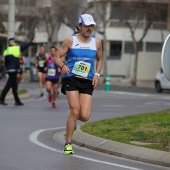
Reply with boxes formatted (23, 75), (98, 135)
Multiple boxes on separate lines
(45, 53), (49, 62)
(92, 38), (103, 88)
(44, 53), (49, 72)
(54, 36), (72, 74)
(35, 53), (38, 67)
(95, 38), (103, 74)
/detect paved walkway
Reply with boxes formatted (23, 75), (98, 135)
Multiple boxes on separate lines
(5, 91), (32, 100)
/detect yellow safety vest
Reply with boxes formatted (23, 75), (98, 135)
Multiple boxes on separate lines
(3, 46), (20, 58)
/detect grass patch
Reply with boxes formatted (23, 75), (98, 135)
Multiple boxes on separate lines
(17, 89), (27, 95)
(0, 89), (27, 95)
(81, 110), (170, 151)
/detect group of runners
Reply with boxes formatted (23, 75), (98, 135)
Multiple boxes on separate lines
(0, 13), (103, 155)
(35, 45), (62, 108)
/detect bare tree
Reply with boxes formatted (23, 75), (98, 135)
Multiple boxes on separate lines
(52, 0), (88, 30)
(87, 0), (167, 85)
(117, 0), (167, 86)
(1, 0), (88, 44)
(15, 0), (38, 40)
(37, 0), (88, 47)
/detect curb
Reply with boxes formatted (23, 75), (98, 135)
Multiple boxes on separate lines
(6, 92), (32, 100)
(72, 126), (170, 167)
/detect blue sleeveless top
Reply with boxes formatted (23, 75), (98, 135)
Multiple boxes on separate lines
(64, 34), (97, 80)
(46, 56), (60, 79)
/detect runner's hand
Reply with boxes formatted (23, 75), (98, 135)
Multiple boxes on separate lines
(44, 67), (47, 72)
(92, 75), (99, 88)
(61, 64), (70, 74)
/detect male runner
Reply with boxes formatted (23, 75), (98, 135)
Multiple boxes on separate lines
(35, 46), (48, 97)
(55, 14), (103, 154)
(45, 46), (61, 108)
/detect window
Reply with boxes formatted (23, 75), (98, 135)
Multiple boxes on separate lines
(124, 42), (134, 53)
(109, 41), (122, 59)
(124, 41), (143, 53)
(146, 42), (162, 52)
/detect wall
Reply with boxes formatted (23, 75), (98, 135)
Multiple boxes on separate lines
(106, 54), (132, 78)
(137, 52), (161, 80)
(103, 26), (166, 81)
(101, 52), (161, 81)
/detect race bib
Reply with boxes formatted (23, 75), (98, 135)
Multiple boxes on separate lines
(72, 61), (91, 77)
(47, 69), (56, 76)
(39, 60), (44, 67)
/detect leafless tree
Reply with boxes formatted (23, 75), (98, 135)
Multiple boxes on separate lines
(87, 0), (167, 85)
(37, 0), (88, 47)
(15, 0), (38, 40)
(117, 0), (167, 86)
(1, 0), (88, 43)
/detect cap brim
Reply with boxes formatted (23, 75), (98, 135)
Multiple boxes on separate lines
(82, 21), (96, 26)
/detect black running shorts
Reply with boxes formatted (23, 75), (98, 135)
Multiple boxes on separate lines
(61, 76), (94, 95)
(46, 78), (59, 84)
(37, 67), (46, 73)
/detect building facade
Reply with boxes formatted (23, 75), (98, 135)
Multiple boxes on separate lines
(87, 0), (169, 83)
(0, 0), (169, 83)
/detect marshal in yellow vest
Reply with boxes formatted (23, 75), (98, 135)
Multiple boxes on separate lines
(3, 46), (20, 58)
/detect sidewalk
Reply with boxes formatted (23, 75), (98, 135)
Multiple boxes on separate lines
(71, 126), (170, 167)
(5, 91), (32, 100)
(0, 80), (33, 101)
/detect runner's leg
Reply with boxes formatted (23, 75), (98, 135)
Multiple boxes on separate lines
(52, 83), (58, 102)
(46, 80), (52, 102)
(38, 72), (44, 96)
(79, 93), (92, 122)
(46, 80), (52, 94)
(65, 90), (80, 142)
(17, 73), (22, 84)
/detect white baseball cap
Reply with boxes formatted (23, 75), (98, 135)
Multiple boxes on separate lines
(78, 14), (96, 26)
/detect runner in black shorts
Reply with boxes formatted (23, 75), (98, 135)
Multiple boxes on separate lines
(54, 14), (103, 155)
(35, 46), (49, 97)
(45, 46), (61, 108)
(61, 76), (94, 95)
(46, 78), (59, 84)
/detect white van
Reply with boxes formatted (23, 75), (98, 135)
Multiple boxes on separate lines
(155, 68), (170, 92)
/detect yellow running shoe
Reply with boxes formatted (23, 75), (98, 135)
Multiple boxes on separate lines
(64, 144), (74, 155)
(67, 111), (77, 134)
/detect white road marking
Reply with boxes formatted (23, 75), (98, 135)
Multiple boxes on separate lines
(29, 127), (143, 170)
(109, 91), (151, 97)
(103, 105), (125, 107)
(97, 90), (170, 100)
(144, 101), (170, 106)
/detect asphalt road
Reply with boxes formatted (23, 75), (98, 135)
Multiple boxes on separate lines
(0, 81), (170, 170)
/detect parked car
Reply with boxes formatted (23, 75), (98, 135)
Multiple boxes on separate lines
(155, 68), (170, 92)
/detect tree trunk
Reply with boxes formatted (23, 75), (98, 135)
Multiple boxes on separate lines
(131, 42), (138, 86)
(103, 27), (107, 83)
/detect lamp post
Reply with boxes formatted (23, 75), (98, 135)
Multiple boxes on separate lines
(3, 0), (20, 41)
(7, 0), (15, 39)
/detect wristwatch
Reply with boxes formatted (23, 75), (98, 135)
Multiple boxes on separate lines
(95, 73), (100, 77)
